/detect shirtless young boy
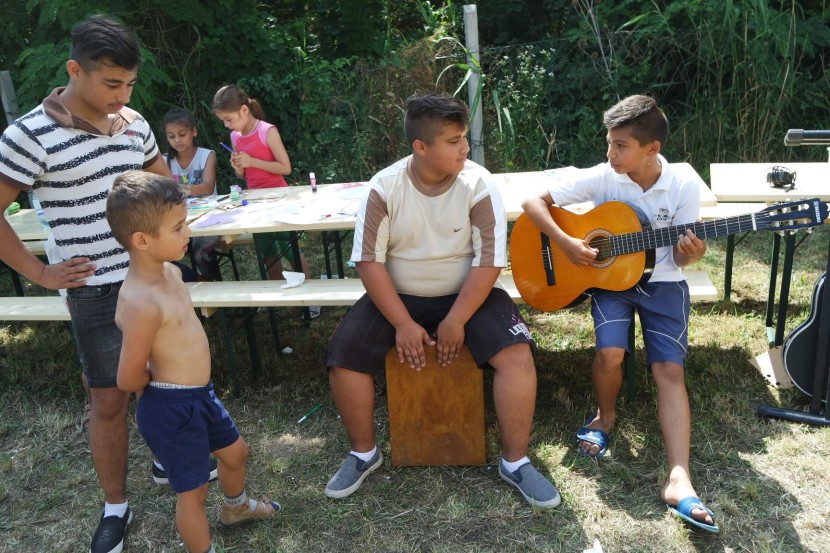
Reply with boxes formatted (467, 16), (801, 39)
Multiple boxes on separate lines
(106, 171), (279, 553)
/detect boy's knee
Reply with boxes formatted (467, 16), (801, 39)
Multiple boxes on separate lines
(651, 361), (685, 384)
(89, 387), (130, 420)
(594, 348), (625, 370)
(177, 483), (209, 507)
(489, 343), (535, 372)
(218, 437), (249, 470)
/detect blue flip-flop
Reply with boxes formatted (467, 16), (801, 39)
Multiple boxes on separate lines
(666, 496), (720, 533)
(575, 413), (609, 459)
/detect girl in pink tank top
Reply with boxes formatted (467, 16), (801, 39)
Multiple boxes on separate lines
(212, 85), (292, 189)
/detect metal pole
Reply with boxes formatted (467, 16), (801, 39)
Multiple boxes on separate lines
(0, 71), (20, 126)
(463, 4), (484, 166)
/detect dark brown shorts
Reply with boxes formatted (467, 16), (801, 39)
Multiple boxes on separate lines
(326, 287), (535, 375)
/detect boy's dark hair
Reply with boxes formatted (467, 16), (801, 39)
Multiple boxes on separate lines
(161, 108), (198, 163)
(404, 93), (470, 146)
(107, 171), (188, 250)
(213, 84), (266, 120)
(70, 14), (141, 72)
(603, 95), (669, 147)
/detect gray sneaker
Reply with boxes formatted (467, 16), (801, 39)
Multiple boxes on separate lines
(325, 450), (383, 499)
(498, 459), (561, 509)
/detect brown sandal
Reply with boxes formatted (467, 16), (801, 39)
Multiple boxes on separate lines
(218, 498), (280, 527)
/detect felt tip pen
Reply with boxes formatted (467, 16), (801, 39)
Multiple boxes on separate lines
(297, 403), (323, 424)
(219, 142), (234, 154)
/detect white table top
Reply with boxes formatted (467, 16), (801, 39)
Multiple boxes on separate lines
(6, 166), (717, 242)
(711, 162), (830, 202)
(3, 208), (47, 241)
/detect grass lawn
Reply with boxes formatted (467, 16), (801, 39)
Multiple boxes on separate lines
(1, 230), (829, 552)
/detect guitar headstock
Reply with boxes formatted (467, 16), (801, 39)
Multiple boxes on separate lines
(758, 198), (828, 231)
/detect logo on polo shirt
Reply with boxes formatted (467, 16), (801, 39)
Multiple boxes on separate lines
(656, 207), (670, 222)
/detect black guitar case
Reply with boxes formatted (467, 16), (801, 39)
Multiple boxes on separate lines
(783, 271), (827, 403)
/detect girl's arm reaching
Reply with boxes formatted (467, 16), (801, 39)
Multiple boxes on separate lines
(188, 151), (217, 196)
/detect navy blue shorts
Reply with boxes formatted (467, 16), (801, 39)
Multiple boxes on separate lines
(66, 282), (123, 388)
(326, 287), (535, 375)
(590, 280), (690, 366)
(137, 382), (240, 493)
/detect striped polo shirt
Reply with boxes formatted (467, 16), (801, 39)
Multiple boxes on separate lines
(351, 156), (507, 297)
(0, 87), (160, 285)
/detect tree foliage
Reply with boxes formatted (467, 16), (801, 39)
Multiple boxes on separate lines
(1, 0), (828, 188)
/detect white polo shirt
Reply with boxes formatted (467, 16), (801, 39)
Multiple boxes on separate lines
(545, 155), (700, 282)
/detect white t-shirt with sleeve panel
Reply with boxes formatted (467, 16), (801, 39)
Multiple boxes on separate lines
(166, 147), (216, 193)
(351, 157), (507, 297)
(545, 154), (700, 282)
(0, 90), (160, 285)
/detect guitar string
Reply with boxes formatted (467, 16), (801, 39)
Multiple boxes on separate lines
(534, 213), (778, 266)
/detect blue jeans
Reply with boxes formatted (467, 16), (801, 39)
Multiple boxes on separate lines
(66, 282), (123, 388)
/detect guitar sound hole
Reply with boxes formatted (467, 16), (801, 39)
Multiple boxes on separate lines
(588, 236), (612, 262)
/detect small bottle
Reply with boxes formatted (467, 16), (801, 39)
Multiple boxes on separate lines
(309, 172), (317, 193)
(229, 184), (242, 204)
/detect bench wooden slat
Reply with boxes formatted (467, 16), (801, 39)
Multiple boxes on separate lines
(0, 296), (70, 321)
(0, 271), (718, 321)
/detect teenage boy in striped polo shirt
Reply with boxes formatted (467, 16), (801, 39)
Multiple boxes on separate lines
(0, 15), (172, 553)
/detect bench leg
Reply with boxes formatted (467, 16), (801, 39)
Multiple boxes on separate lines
(624, 322), (636, 399)
(217, 309), (241, 397)
(243, 309), (263, 380)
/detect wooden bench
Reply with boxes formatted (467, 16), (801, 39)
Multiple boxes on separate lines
(0, 271), (717, 398)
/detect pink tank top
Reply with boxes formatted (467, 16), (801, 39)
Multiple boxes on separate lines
(230, 120), (288, 189)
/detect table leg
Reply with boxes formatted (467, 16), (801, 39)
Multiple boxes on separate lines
(724, 234), (735, 302)
(765, 233), (781, 344)
(774, 232), (797, 347)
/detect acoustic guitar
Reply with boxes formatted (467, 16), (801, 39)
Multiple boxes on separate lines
(510, 198), (828, 312)
(782, 272), (827, 403)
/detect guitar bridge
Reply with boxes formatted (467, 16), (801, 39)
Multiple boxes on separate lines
(540, 233), (556, 285)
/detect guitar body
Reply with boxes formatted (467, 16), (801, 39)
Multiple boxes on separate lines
(782, 272), (827, 403)
(510, 202), (652, 312)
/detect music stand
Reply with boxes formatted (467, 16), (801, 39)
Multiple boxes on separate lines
(757, 129), (830, 425)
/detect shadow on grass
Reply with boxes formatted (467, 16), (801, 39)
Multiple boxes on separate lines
(534, 343), (815, 552)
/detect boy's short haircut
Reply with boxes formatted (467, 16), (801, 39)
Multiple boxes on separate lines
(404, 93), (470, 146)
(70, 14), (141, 72)
(603, 95), (669, 147)
(106, 171), (188, 249)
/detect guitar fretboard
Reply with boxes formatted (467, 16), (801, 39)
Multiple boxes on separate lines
(610, 214), (759, 256)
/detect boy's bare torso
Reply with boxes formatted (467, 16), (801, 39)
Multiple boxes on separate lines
(116, 263), (211, 386)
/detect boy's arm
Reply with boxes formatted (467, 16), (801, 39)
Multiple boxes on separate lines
(521, 191), (598, 266)
(144, 154), (174, 179)
(671, 179), (706, 267)
(116, 298), (160, 392)
(357, 261), (435, 369)
(0, 181), (95, 288)
(673, 230), (706, 266)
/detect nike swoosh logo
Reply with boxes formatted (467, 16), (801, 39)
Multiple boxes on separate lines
(453, 227), (463, 232)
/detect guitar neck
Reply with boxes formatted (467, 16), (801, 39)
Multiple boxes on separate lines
(611, 214), (758, 256)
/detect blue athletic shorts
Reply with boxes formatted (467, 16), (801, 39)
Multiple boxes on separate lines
(590, 279), (690, 366)
(66, 282), (123, 388)
(137, 382), (240, 493)
(326, 287), (535, 375)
